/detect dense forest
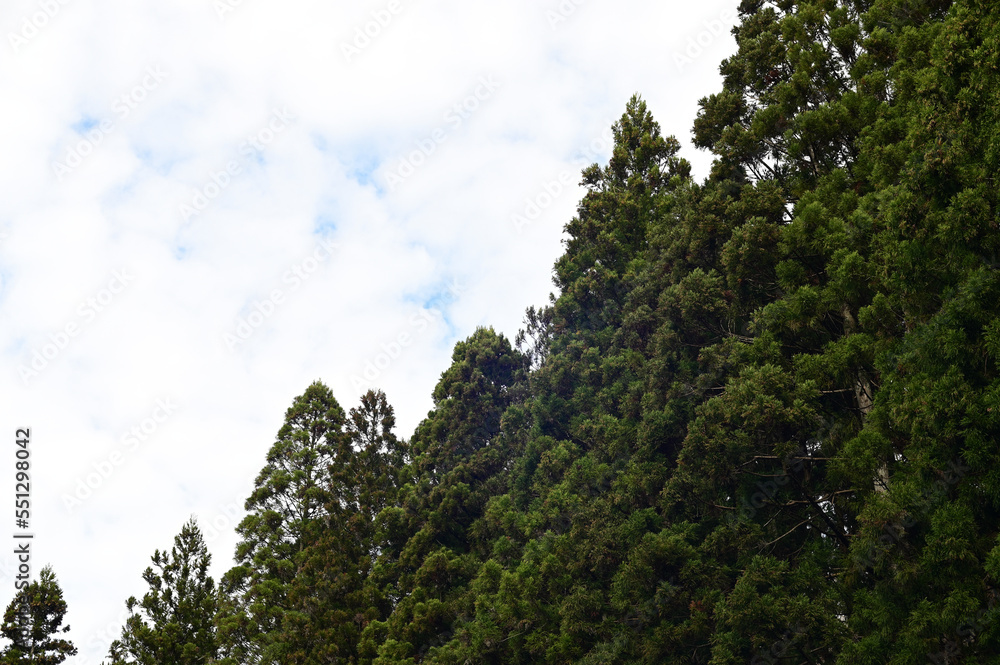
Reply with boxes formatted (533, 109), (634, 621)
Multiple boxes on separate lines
(7, 0), (1000, 662)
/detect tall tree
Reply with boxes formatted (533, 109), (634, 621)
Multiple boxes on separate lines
(182, 1), (1000, 661)
(834, 0), (1000, 660)
(0, 566), (76, 664)
(279, 389), (406, 664)
(107, 518), (219, 664)
(363, 327), (527, 664)
(216, 380), (349, 664)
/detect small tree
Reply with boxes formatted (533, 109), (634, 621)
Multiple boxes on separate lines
(0, 565), (77, 664)
(107, 518), (218, 665)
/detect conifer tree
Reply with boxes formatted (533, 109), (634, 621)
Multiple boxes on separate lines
(833, 1), (1000, 660)
(461, 97), (710, 664)
(202, 1), (1000, 662)
(278, 389), (405, 664)
(0, 566), (76, 664)
(107, 518), (218, 665)
(364, 327), (527, 663)
(217, 380), (349, 664)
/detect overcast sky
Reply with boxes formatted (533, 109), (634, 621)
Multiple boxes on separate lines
(0, 0), (738, 661)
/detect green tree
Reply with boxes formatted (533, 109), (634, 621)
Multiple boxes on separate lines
(163, 1), (1000, 661)
(833, 0), (1000, 660)
(279, 389), (406, 664)
(693, 0), (874, 199)
(107, 518), (218, 664)
(0, 566), (76, 664)
(364, 327), (527, 664)
(217, 380), (349, 664)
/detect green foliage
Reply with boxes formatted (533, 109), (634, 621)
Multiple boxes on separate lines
(364, 328), (528, 664)
(217, 380), (350, 664)
(107, 519), (218, 664)
(101, 1), (1000, 661)
(280, 389), (406, 664)
(0, 566), (76, 664)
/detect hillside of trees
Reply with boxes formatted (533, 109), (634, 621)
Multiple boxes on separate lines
(8, 0), (1000, 662)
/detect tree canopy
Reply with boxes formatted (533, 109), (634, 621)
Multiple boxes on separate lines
(52, 1), (1000, 662)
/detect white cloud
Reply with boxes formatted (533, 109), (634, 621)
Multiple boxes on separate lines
(0, 0), (738, 659)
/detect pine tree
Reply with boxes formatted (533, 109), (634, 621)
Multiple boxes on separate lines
(107, 518), (218, 664)
(693, 0), (873, 198)
(217, 380), (349, 664)
(278, 389), (405, 664)
(128, 2), (1000, 662)
(0, 566), (76, 664)
(833, 1), (1000, 660)
(364, 327), (527, 663)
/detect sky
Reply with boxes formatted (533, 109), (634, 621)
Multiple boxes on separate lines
(0, 0), (739, 661)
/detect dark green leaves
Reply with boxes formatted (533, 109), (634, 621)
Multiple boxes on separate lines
(0, 566), (76, 665)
